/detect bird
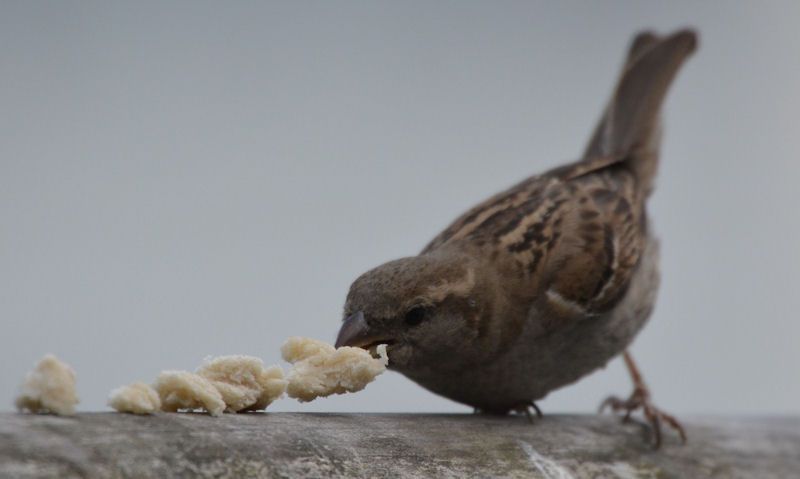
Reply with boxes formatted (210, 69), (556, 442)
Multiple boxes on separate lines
(335, 29), (697, 448)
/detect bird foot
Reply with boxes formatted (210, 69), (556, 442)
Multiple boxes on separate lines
(473, 401), (543, 422)
(599, 385), (686, 448)
(513, 401), (543, 423)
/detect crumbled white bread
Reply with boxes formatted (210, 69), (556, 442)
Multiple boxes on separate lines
(108, 382), (161, 415)
(154, 370), (225, 417)
(281, 337), (388, 402)
(15, 354), (79, 416)
(281, 337), (337, 362)
(196, 355), (287, 412)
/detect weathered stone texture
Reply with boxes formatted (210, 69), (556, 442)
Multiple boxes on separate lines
(1, 413), (798, 478)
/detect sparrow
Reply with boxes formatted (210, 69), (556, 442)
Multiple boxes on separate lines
(335, 29), (697, 447)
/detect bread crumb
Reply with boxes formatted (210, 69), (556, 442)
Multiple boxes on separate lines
(281, 337), (336, 362)
(197, 355), (287, 412)
(15, 354), (79, 416)
(281, 337), (388, 402)
(154, 370), (225, 416)
(108, 382), (161, 415)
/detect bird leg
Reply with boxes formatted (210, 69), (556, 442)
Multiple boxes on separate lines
(599, 351), (686, 448)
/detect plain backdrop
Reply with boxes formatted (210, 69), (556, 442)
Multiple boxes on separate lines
(2, 2), (799, 415)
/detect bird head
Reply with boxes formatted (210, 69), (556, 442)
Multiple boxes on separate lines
(335, 250), (499, 374)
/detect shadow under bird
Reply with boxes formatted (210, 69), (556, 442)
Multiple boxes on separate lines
(335, 29), (697, 448)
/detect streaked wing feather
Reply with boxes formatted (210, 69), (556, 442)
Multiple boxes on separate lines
(424, 160), (646, 317)
(544, 166), (645, 315)
(422, 173), (554, 254)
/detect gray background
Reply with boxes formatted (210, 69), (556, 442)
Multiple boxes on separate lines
(2, 2), (798, 415)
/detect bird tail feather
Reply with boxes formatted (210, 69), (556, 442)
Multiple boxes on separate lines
(582, 29), (698, 194)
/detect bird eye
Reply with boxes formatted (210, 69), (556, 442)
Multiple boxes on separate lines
(404, 306), (428, 327)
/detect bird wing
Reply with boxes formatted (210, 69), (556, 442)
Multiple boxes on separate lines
(423, 160), (645, 318)
(536, 164), (647, 316)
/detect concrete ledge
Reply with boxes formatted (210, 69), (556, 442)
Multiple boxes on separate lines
(1, 413), (798, 478)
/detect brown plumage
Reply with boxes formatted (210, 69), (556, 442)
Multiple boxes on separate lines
(336, 30), (697, 447)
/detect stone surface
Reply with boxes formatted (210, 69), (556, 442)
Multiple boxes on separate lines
(0, 413), (798, 478)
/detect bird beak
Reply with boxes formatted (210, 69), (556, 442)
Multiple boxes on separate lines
(335, 311), (388, 349)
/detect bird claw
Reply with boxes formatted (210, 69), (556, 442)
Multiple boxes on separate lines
(599, 386), (686, 448)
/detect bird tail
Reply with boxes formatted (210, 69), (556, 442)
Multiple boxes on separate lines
(582, 29), (698, 195)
